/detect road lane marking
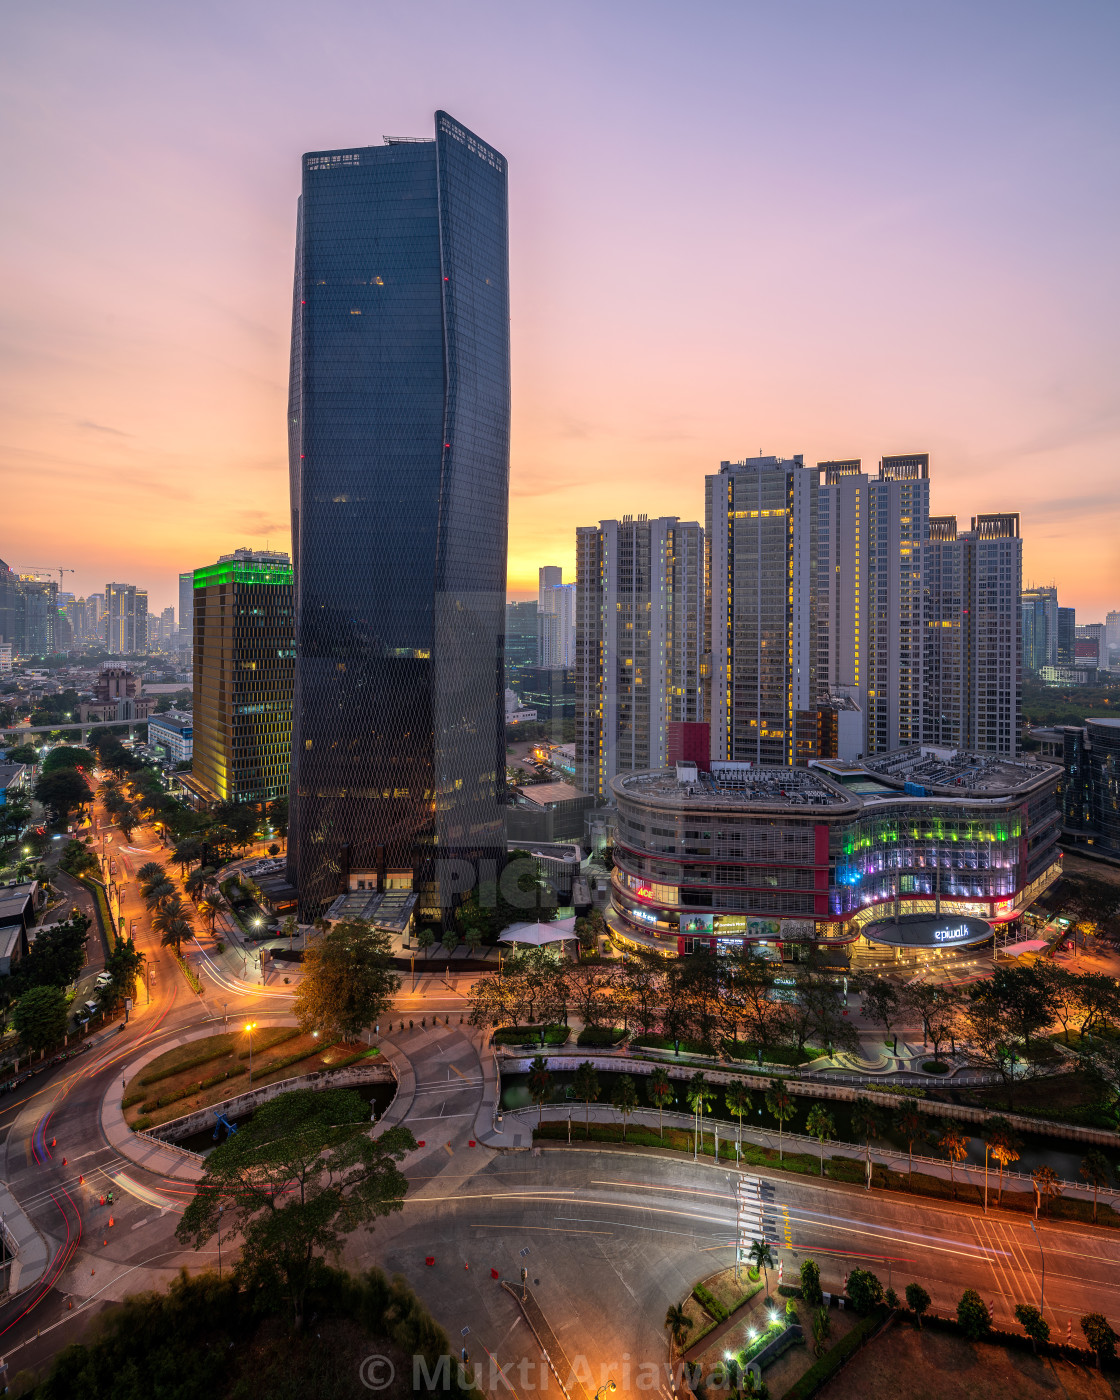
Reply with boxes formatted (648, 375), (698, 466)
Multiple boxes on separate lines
(469, 1223), (612, 1234)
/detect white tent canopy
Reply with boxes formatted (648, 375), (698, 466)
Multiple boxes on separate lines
(499, 917), (577, 946)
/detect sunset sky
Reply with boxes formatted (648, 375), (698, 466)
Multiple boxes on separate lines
(2, 1), (1118, 617)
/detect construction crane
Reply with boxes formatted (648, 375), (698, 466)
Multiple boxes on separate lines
(15, 566), (75, 584)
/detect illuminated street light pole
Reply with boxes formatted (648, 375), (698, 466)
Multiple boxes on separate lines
(245, 1022), (257, 1086)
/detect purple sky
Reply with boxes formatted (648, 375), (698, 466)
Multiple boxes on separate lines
(2, 1), (1118, 616)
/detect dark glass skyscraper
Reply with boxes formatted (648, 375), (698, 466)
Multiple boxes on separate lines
(287, 113), (510, 920)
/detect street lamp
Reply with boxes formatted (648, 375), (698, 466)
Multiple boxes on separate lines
(594, 1384), (616, 1399)
(1029, 1220), (1045, 1315)
(245, 1022), (257, 1085)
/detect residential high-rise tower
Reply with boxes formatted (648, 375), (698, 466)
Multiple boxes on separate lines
(706, 455), (817, 766)
(575, 516), (704, 798)
(286, 113), (510, 919)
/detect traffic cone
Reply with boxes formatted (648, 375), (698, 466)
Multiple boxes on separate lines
(108, 1217), (114, 1227)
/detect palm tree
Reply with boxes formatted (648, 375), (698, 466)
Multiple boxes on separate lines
(805, 1104), (835, 1176)
(725, 1079), (753, 1157)
(572, 1060), (600, 1138)
(894, 1104), (925, 1185)
(851, 1097), (881, 1190)
(1080, 1149), (1111, 1225)
(647, 1067), (673, 1140)
(983, 1116), (1021, 1206)
(197, 896), (219, 937)
(465, 926), (483, 955)
(686, 1071), (715, 1158)
(612, 1074), (639, 1141)
(765, 1078), (795, 1163)
(748, 1239), (775, 1300)
(527, 1055), (553, 1127)
(156, 912), (193, 955)
(417, 927), (435, 958)
(1032, 1164), (1062, 1218)
(172, 837), (203, 874)
(143, 876), (176, 912)
(117, 803), (139, 841)
(664, 1303), (692, 1353)
(136, 860), (165, 887)
(938, 1119), (969, 1199)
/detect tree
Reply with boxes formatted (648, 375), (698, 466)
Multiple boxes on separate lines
(464, 926), (483, 955)
(1074, 973), (1120, 1040)
(103, 939), (146, 1006)
(466, 973), (513, 1034)
(294, 919), (400, 1042)
(573, 1060), (600, 1138)
(894, 1104), (926, 1185)
(957, 989), (1018, 1108)
(938, 1119), (970, 1199)
(1080, 1149), (1112, 1224)
(116, 802), (140, 841)
(851, 1097), (881, 1188)
(176, 1088), (414, 1330)
(13, 985), (69, 1051)
(765, 1078), (795, 1162)
(1081, 1313), (1118, 1370)
(856, 974), (902, 1050)
(725, 1079), (753, 1156)
(441, 928), (460, 957)
(136, 859), (165, 886)
(805, 1105), (836, 1177)
(1014, 1303), (1050, 1353)
(1032, 962), (1081, 1044)
(527, 1055), (553, 1126)
(156, 914), (193, 956)
(798, 960), (858, 1058)
(34, 768), (92, 822)
(197, 896), (219, 936)
(748, 1239), (775, 1299)
(905, 1282), (930, 1329)
(647, 1066), (674, 1139)
(1032, 1164), (1062, 1218)
(800, 1258), (823, 1307)
(957, 1289), (991, 1340)
(185, 865), (216, 902)
(686, 1071), (715, 1157)
(143, 876), (177, 911)
(416, 926), (435, 959)
(611, 1074), (639, 1141)
(172, 837), (203, 874)
(58, 837), (99, 878)
(40, 745), (95, 775)
(664, 1303), (692, 1352)
(846, 1267), (883, 1315)
(983, 1117), (1021, 1206)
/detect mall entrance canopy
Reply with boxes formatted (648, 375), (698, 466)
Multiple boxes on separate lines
(861, 912), (992, 951)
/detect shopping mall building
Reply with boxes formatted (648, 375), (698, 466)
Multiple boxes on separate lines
(609, 748), (1062, 959)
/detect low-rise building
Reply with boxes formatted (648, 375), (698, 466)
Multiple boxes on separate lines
(506, 781), (596, 844)
(147, 711), (193, 764)
(610, 749), (1062, 957)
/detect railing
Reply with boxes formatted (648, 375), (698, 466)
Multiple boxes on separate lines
(516, 1101), (1120, 1202)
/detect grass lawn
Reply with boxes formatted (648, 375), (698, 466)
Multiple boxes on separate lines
(956, 1071), (1115, 1128)
(125, 1029), (373, 1129)
(820, 1318), (1118, 1400)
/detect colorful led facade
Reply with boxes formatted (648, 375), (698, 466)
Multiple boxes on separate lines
(609, 748), (1061, 956)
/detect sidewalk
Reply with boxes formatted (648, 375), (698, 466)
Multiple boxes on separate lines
(0, 1181), (49, 1297)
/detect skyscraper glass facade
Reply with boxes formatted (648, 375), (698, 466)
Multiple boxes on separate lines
(191, 554), (294, 806)
(287, 112), (509, 919)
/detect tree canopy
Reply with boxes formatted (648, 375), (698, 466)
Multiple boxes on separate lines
(176, 1088), (414, 1329)
(294, 919), (400, 1042)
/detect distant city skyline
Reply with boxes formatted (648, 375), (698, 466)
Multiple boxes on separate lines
(3, 4), (1118, 617)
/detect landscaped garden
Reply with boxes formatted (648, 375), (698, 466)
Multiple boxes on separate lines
(123, 1026), (384, 1130)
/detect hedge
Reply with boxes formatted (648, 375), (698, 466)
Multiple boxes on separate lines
(142, 1043), (238, 1085)
(494, 1025), (571, 1046)
(694, 1282), (728, 1322)
(141, 1064), (248, 1112)
(780, 1306), (887, 1400)
(78, 877), (117, 950)
(576, 1026), (627, 1047)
